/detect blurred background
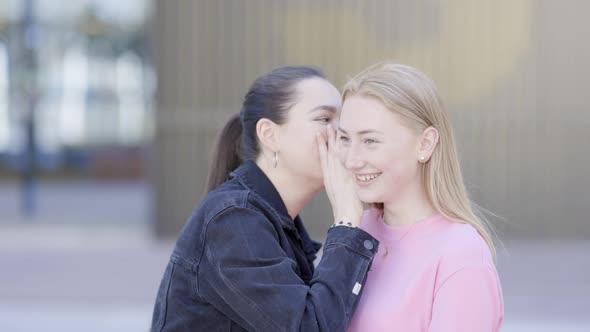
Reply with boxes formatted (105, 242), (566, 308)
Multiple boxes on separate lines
(0, 0), (588, 331)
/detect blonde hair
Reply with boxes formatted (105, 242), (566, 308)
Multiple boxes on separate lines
(343, 62), (497, 257)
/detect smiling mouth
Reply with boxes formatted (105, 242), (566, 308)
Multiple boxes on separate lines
(355, 173), (382, 183)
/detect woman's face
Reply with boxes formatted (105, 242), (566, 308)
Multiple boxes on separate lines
(337, 94), (422, 205)
(277, 77), (341, 187)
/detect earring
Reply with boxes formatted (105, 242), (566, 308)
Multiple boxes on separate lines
(419, 156), (426, 163)
(273, 151), (278, 168)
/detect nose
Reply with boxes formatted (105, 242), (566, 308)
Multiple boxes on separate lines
(344, 145), (364, 171)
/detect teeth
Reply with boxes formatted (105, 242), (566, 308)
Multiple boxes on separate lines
(356, 173), (381, 182)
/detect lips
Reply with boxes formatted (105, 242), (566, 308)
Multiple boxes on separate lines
(355, 172), (382, 184)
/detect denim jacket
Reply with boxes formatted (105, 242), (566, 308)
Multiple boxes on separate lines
(151, 161), (379, 332)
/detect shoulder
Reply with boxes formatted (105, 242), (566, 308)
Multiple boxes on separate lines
(175, 182), (279, 258)
(430, 218), (502, 301)
(178, 181), (257, 243)
(433, 216), (495, 276)
(199, 182), (251, 221)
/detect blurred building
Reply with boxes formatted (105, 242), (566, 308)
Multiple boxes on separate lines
(151, 0), (589, 240)
(0, 0), (154, 179)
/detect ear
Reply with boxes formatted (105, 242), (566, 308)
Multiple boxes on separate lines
(417, 126), (439, 162)
(256, 118), (281, 152)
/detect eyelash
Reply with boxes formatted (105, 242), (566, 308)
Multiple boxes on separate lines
(365, 139), (377, 145)
(338, 136), (379, 145)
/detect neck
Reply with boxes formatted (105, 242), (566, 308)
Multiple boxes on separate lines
(256, 159), (320, 220)
(382, 181), (436, 226)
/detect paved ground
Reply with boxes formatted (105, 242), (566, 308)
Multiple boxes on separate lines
(0, 181), (588, 331)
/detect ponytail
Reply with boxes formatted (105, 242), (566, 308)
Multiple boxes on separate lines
(205, 113), (243, 193)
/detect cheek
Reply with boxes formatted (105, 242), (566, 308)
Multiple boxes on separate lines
(298, 124), (327, 158)
(282, 123), (314, 149)
(282, 129), (321, 167)
(336, 146), (347, 164)
(375, 150), (418, 182)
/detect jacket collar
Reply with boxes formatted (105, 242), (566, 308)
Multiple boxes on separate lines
(230, 160), (293, 228)
(230, 160), (322, 254)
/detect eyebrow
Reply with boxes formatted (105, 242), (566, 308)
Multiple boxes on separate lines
(309, 105), (338, 113)
(338, 127), (384, 135)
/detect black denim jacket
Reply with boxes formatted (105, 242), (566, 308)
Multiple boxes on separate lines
(151, 161), (379, 332)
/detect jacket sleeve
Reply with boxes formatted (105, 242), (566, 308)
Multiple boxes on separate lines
(428, 264), (504, 332)
(197, 205), (379, 332)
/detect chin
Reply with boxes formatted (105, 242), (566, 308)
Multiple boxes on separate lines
(358, 186), (390, 202)
(357, 191), (380, 204)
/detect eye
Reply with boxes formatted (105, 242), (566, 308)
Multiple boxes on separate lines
(339, 135), (350, 143)
(364, 138), (378, 145)
(316, 117), (331, 123)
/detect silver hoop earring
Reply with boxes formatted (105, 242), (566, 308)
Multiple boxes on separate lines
(273, 152), (278, 168)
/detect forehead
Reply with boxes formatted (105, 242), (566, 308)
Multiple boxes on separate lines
(340, 95), (402, 131)
(293, 78), (341, 108)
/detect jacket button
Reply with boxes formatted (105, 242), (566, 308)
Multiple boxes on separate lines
(363, 240), (374, 250)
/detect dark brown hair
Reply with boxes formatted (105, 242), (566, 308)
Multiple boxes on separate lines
(205, 66), (325, 193)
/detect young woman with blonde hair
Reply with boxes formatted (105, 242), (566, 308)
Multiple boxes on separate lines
(331, 62), (503, 331)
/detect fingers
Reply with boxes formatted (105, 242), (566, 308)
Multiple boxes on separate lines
(326, 124), (337, 152)
(316, 131), (328, 175)
(327, 124), (348, 176)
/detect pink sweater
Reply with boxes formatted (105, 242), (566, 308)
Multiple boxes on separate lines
(347, 209), (503, 332)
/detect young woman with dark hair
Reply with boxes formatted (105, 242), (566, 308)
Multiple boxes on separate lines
(151, 66), (379, 332)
